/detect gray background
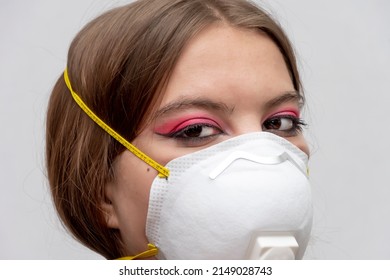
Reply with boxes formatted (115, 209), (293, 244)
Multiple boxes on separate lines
(1, 0), (389, 259)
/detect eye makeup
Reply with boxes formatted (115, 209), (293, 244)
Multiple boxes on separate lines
(154, 114), (225, 147)
(154, 114), (220, 135)
(154, 114), (222, 135)
(264, 108), (300, 119)
(262, 108), (306, 137)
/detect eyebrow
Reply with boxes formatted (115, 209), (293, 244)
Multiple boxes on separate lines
(263, 91), (303, 111)
(152, 91), (303, 120)
(152, 97), (235, 120)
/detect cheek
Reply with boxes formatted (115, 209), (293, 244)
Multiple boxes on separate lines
(110, 151), (158, 252)
(133, 131), (190, 166)
(113, 151), (157, 211)
(288, 136), (310, 157)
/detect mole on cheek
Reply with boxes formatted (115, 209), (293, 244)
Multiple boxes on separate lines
(147, 168), (150, 172)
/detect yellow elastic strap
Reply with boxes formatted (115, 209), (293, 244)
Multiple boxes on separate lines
(116, 243), (158, 260)
(64, 68), (169, 178)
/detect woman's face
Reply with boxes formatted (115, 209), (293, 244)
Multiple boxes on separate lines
(104, 25), (309, 256)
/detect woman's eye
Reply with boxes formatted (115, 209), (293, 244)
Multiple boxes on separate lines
(155, 117), (224, 147)
(262, 115), (306, 137)
(173, 124), (222, 140)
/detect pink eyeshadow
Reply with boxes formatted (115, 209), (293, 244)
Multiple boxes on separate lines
(155, 115), (219, 134)
(269, 109), (300, 118)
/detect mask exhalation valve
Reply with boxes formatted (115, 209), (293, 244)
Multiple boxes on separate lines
(246, 233), (299, 260)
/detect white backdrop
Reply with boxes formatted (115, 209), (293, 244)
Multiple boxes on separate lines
(1, 0), (389, 259)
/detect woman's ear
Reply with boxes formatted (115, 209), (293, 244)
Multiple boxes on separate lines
(101, 183), (120, 229)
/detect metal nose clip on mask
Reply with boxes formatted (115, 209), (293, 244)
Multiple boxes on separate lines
(146, 132), (312, 260)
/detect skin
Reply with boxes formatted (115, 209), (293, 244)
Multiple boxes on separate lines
(103, 24), (310, 257)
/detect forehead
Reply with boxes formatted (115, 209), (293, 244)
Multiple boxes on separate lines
(157, 24), (294, 108)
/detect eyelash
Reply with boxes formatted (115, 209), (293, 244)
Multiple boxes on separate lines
(159, 115), (306, 146)
(165, 123), (223, 145)
(262, 115), (307, 137)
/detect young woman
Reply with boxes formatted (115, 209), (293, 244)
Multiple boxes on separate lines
(46, 0), (312, 259)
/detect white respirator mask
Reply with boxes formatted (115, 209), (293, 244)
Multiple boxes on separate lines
(146, 132), (312, 260)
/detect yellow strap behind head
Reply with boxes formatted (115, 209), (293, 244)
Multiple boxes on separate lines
(116, 243), (158, 260)
(64, 68), (169, 178)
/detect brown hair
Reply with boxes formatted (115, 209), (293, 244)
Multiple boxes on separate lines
(46, 0), (302, 259)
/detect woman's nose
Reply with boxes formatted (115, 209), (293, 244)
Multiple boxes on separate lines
(230, 115), (264, 135)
